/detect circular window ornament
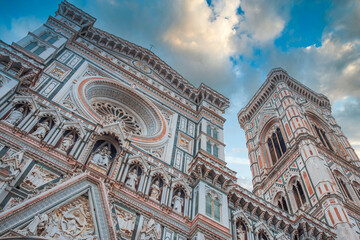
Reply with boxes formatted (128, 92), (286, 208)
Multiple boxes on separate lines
(76, 77), (167, 142)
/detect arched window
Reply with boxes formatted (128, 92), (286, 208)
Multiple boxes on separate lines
(206, 141), (212, 153)
(292, 180), (307, 209)
(277, 195), (289, 213)
(40, 32), (51, 40)
(213, 128), (218, 139)
(312, 124), (334, 151)
(206, 194), (212, 216)
(214, 198), (220, 221)
(213, 145), (218, 158)
(34, 46), (46, 55)
(335, 173), (353, 201)
(207, 125), (212, 135)
(48, 36), (58, 44)
(205, 193), (221, 222)
(258, 231), (269, 240)
(25, 42), (37, 51)
(266, 127), (287, 165)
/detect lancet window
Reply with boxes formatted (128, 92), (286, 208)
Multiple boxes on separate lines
(276, 195), (289, 213)
(258, 231), (269, 240)
(292, 180), (307, 209)
(24, 41), (46, 56)
(205, 192), (221, 222)
(40, 31), (58, 44)
(312, 125), (334, 151)
(335, 173), (353, 201)
(267, 127), (287, 165)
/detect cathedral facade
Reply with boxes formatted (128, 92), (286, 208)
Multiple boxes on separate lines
(0, 1), (358, 239)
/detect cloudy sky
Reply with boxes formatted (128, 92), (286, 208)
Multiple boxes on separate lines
(1, 0), (359, 190)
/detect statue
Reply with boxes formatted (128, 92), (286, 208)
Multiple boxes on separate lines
(116, 208), (135, 235)
(139, 218), (156, 240)
(237, 227), (246, 240)
(149, 180), (161, 202)
(22, 165), (56, 189)
(32, 121), (50, 139)
(92, 146), (111, 167)
(60, 134), (74, 152)
(18, 212), (49, 236)
(172, 192), (184, 214)
(125, 169), (138, 191)
(5, 107), (24, 125)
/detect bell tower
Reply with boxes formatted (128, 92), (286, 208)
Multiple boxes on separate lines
(238, 68), (360, 239)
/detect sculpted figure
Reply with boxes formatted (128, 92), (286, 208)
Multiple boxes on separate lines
(117, 209), (135, 234)
(60, 134), (74, 152)
(237, 227), (246, 240)
(125, 169), (138, 191)
(140, 218), (156, 240)
(25, 167), (48, 188)
(32, 121), (50, 139)
(172, 192), (183, 214)
(149, 180), (161, 201)
(19, 213), (49, 236)
(5, 107), (24, 125)
(92, 146), (111, 167)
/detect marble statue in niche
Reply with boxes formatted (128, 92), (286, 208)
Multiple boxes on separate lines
(60, 134), (74, 152)
(115, 207), (136, 239)
(125, 169), (138, 191)
(149, 180), (161, 202)
(5, 107), (24, 125)
(91, 146), (111, 167)
(172, 192), (183, 214)
(16, 196), (97, 239)
(237, 228), (246, 240)
(32, 121), (50, 139)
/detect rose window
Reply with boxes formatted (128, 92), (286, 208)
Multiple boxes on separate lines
(92, 102), (142, 135)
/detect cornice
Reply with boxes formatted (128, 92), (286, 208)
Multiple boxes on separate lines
(238, 68), (331, 128)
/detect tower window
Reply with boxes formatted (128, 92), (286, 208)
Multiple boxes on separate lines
(40, 32), (51, 40)
(34, 46), (46, 55)
(205, 193), (221, 222)
(266, 127), (287, 165)
(336, 176), (353, 201)
(313, 125), (334, 151)
(292, 180), (307, 209)
(277, 195), (289, 213)
(213, 128), (218, 139)
(206, 141), (212, 153)
(207, 125), (211, 135)
(25, 42), (37, 51)
(213, 145), (218, 158)
(48, 36), (58, 44)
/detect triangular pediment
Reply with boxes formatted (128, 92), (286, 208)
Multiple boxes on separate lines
(0, 174), (114, 240)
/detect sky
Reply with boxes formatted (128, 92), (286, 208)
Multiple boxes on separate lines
(1, 0), (359, 190)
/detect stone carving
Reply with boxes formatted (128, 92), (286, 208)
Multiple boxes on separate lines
(2, 197), (23, 211)
(16, 196), (97, 239)
(172, 192), (183, 214)
(21, 165), (57, 190)
(91, 146), (111, 167)
(32, 122), (50, 139)
(115, 207), (136, 239)
(139, 218), (161, 240)
(0, 150), (24, 180)
(237, 227), (246, 240)
(149, 180), (161, 202)
(5, 107), (24, 125)
(60, 134), (74, 152)
(125, 169), (138, 191)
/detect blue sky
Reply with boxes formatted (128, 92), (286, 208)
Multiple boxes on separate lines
(1, 0), (359, 190)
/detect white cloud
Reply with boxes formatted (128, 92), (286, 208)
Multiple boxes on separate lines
(0, 16), (43, 44)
